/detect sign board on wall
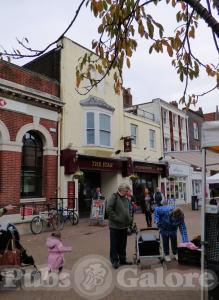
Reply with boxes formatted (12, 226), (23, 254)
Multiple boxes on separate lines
(20, 207), (33, 217)
(67, 181), (75, 209)
(169, 163), (190, 176)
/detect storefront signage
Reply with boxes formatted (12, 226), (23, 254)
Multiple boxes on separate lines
(20, 206), (33, 217)
(91, 161), (113, 168)
(169, 163), (189, 176)
(78, 155), (122, 172)
(134, 164), (163, 173)
(67, 181), (75, 209)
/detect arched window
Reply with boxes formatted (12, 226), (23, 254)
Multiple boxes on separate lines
(21, 131), (43, 198)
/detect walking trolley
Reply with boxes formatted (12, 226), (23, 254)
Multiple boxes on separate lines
(133, 227), (165, 268)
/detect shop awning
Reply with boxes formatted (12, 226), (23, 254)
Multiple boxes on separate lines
(165, 150), (219, 171)
(206, 172), (219, 184)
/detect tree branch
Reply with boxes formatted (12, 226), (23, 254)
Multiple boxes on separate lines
(183, 0), (219, 37)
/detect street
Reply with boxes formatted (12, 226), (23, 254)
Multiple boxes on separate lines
(0, 204), (202, 300)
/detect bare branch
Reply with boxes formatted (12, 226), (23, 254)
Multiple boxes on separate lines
(0, 0), (87, 59)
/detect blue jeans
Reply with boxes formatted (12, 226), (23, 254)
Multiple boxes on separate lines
(161, 232), (178, 255)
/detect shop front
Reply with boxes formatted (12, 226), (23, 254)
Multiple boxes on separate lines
(132, 161), (168, 204)
(161, 162), (190, 203)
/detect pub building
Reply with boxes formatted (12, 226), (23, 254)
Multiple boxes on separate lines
(60, 147), (168, 215)
(60, 149), (134, 215)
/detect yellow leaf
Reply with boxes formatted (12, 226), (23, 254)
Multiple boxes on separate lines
(126, 58), (131, 68)
(167, 45), (173, 57)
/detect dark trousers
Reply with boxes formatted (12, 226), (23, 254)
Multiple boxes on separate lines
(161, 233), (178, 255)
(145, 210), (152, 227)
(109, 228), (127, 264)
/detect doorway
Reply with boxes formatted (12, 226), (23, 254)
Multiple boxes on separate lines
(78, 171), (101, 216)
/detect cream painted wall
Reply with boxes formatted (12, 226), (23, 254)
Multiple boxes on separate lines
(123, 112), (162, 161)
(101, 172), (130, 201)
(60, 37), (124, 156)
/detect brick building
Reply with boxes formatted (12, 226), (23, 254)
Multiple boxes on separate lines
(0, 60), (62, 221)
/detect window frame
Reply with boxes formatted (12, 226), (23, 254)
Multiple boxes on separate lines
(163, 109), (167, 124)
(84, 108), (112, 147)
(149, 129), (156, 150)
(21, 131), (43, 198)
(164, 137), (169, 152)
(130, 124), (138, 146)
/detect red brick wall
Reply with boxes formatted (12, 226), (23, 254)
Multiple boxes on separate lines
(0, 109), (33, 141)
(0, 151), (21, 213)
(0, 110), (58, 212)
(43, 155), (58, 201)
(0, 60), (59, 97)
(40, 118), (58, 147)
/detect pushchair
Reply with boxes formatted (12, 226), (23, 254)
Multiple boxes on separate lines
(133, 226), (165, 268)
(0, 223), (40, 288)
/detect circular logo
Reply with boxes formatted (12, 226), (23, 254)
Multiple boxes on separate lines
(72, 255), (114, 299)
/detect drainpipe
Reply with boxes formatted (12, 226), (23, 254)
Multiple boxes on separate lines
(57, 112), (62, 200)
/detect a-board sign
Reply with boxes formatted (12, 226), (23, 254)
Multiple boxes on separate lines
(90, 198), (105, 221)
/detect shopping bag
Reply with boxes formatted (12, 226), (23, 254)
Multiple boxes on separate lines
(0, 238), (21, 266)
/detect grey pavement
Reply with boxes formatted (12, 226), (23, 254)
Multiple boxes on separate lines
(0, 204), (202, 300)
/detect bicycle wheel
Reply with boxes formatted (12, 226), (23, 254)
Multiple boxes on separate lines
(52, 213), (64, 230)
(69, 211), (79, 225)
(30, 216), (43, 234)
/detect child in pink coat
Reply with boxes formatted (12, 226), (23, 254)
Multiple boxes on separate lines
(44, 231), (72, 282)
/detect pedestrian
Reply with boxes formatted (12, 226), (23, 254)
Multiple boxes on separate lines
(143, 188), (154, 227)
(153, 187), (164, 206)
(44, 231), (72, 283)
(154, 206), (189, 262)
(126, 187), (137, 235)
(106, 183), (132, 269)
(93, 187), (103, 199)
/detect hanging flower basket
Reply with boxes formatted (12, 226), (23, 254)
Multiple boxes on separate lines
(73, 170), (84, 181)
(129, 174), (139, 182)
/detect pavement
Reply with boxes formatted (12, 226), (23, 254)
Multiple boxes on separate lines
(0, 204), (203, 300)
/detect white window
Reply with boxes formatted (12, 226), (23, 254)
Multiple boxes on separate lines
(164, 137), (169, 152)
(193, 122), (199, 139)
(86, 112), (95, 144)
(99, 114), (110, 146)
(149, 129), (156, 149)
(174, 140), (178, 151)
(163, 110), (167, 124)
(131, 124), (137, 145)
(85, 111), (111, 147)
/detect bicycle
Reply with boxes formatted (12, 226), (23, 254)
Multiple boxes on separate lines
(30, 205), (64, 234)
(57, 207), (79, 225)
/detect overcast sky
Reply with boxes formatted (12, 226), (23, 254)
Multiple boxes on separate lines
(1, 0), (218, 113)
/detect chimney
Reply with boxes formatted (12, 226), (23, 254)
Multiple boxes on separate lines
(123, 87), (133, 108)
(197, 107), (203, 116)
(169, 101), (178, 108)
